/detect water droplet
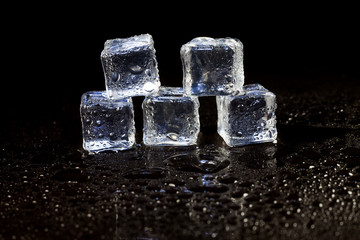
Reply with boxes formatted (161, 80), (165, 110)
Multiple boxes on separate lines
(143, 82), (156, 92)
(166, 133), (179, 141)
(112, 72), (120, 82)
(96, 120), (102, 126)
(145, 69), (152, 76)
(128, 63), (143, 73)
(109, 132), (117, 140)
(218, 173), (237, 184)
(232, 189), (246, 198)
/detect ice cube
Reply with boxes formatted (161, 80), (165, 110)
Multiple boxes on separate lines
(181, 37), (244, 96)
(80, 91), (135, 152)
(101, 34), (160, 99)
(142, 87), (200, 146)
(216, 84), (277, 147)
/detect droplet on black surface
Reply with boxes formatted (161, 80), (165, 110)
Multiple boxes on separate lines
(163, 178), (185, 186)
(306, 219), (315, 229)
(123, 167), (166, 179)
(237, 181), (253, 188)
(218, 173), (237, 184)
(337, 169), (349, 177)
(244, 193), (261, 202)
(193, 204), (206, 212)
(165, 186), (178, 194)
(231, 189), (246, 198)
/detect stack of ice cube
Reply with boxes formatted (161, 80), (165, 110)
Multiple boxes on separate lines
(180, 37), (277, 147)
(80, 34), (277, 153)
(80, 34), (161, 153)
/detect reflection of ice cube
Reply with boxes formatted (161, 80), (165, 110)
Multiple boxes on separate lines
(216, 84), (277, 147)
(220, 143), (277, 169)
(181, 37), (244, 96)
(80, 91), (135, 152)
(101, 34), (160, 99)
(142, 87), (200, 146)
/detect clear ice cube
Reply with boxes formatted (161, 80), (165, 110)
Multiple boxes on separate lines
(80, 91), (135, 152)
(101, 34), (160, 99)
(181, 37), (244, 96)
(216, 84), (277, 147)
(142, 87), (200, 146)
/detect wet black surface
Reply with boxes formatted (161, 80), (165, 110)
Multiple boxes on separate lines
(1, 74), (360, 239)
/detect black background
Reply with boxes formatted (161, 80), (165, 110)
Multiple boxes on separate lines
(3, 5), (359, 130)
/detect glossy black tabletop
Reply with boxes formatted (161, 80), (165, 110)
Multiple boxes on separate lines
(1, 73), (360, 239)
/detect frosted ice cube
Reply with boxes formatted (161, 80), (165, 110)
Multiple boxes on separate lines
(142, 87), (200, 146)
(101, 34), (160, 99)
(181, 37), (244, 96)
(216, 84), (277, 147)
(80, 91), (135, 152)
